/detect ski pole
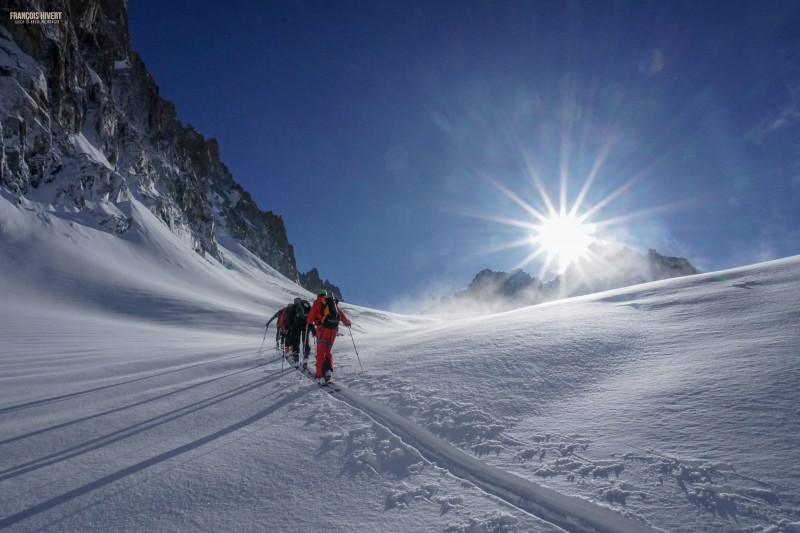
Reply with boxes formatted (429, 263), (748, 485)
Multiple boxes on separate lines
(259, 322), (269, 351)
(347, 326), (364, 371)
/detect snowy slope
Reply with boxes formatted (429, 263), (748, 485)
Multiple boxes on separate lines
(1, 189), (799, 532)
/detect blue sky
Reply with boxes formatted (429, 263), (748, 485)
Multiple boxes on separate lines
(128, 1), (800, 309)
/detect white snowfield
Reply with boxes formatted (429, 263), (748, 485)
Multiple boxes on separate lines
(1, 188), (799, 532)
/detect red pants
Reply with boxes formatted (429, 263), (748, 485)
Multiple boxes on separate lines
(315, 326), (337, 378)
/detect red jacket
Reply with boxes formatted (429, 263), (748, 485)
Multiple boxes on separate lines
(307, 295), (351, 328)
(277, 306), (289, 329)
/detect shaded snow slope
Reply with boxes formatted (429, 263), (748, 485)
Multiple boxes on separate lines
(2, 190), (799, 532)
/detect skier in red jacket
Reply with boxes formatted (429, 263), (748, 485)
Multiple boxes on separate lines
(306, 290), (351, 385)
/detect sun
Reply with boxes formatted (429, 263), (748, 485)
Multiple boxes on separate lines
(469, 94), (687, 281)
(531, 211), (597, 273)
(479, 177), (605, 277)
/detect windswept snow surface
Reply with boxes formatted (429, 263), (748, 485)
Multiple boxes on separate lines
(1, 189), (799, 532)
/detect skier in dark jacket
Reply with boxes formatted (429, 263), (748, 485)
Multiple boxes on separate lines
(283, 298), (314, 367)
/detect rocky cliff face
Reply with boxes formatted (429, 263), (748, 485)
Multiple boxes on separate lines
(0, 0), (298, 280)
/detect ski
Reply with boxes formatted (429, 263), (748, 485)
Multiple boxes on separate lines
(320, 381), (341, 393)
(287, 356), (341, 392)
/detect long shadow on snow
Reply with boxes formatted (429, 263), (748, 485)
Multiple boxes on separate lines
(0, 361), (267, 446)
(0, 350), (257, 415)
(0, 369), (292, 481)
(96, 287), (261, 333)
(0, 387), (309, 530)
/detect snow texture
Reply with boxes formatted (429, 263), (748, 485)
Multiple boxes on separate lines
(1, 189), (799, 532)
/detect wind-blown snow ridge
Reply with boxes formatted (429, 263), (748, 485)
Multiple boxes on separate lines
(328, 382), (661, 532)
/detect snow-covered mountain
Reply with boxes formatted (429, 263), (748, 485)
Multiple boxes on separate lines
(2, 178), (799, 532)
(0, 0), (302, 280)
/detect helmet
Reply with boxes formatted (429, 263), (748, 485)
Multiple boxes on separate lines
(294, 297), (302, 304)
(317, 289), (328, 297)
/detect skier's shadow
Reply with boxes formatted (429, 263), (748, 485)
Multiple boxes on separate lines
(0, 350), (256, 416)
(0, 388), (310, 530)
(1, 361), (267, 447)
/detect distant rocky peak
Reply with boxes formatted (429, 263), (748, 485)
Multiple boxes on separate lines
(299, 268), (344, 301)
(434, 247), (701, 313)
(646, 249), (701, 279)
(550, 245), (701, 297)
(466, 268), (538, 297)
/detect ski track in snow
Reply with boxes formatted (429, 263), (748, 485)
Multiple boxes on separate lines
(278, 358), (660, 533)
(262, 353), (570, 533)
(342, 370), (800, 533)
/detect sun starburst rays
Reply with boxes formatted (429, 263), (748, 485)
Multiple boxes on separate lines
(453, 90), (692, 283)
(482, 176), (602, 278)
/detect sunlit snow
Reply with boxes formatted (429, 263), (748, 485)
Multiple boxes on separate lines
(1, 189), (798, 532)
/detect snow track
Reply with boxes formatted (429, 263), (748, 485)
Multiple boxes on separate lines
(323, 381), (662, 533)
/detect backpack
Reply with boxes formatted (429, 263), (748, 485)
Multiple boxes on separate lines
(288, 301), (308, 329)
(294, 301), (309, 327)
(320, 297), (340, 328)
